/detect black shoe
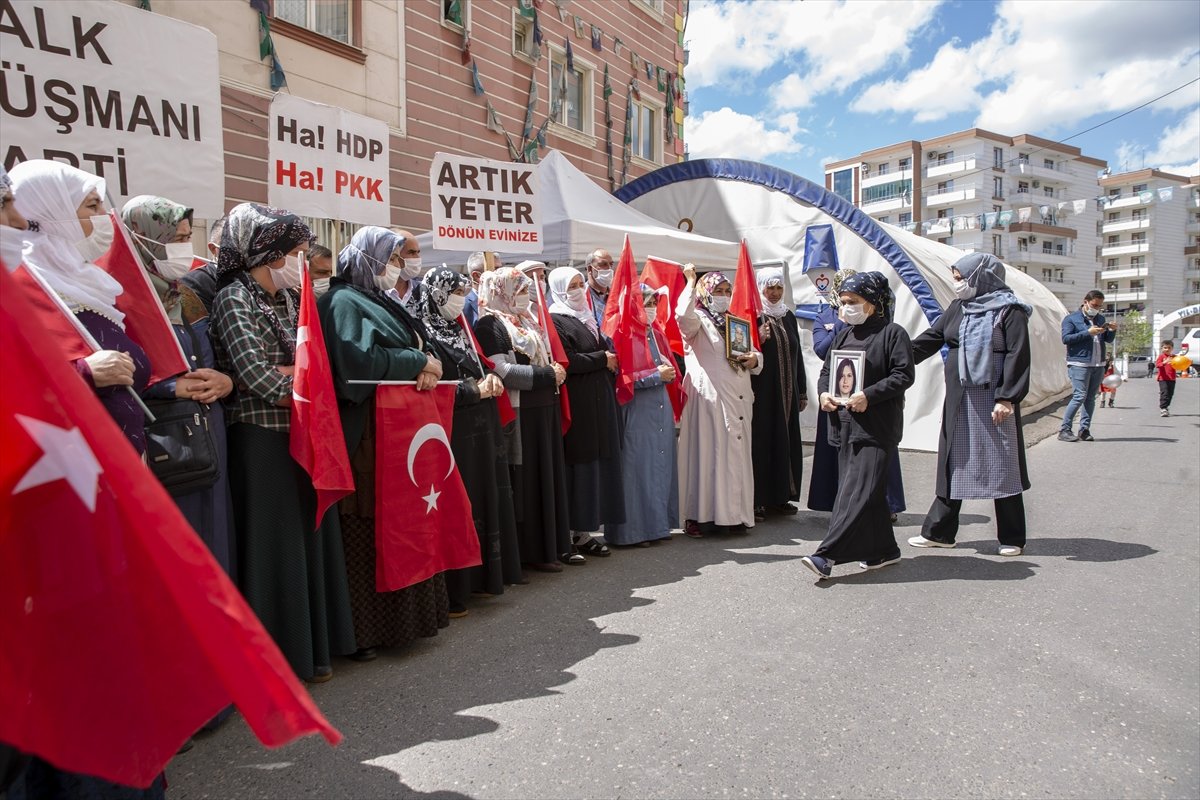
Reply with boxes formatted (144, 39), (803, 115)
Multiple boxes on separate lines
(1078, 429), (1094, 441)
(348, 647), (377, 662)
(754, 507), (766, 522)
(448, 603), (469, 619)
(772, 503), (799, 516)
(1058, 430), (1078, 442)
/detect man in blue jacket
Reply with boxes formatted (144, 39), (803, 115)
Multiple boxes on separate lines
(1059, 289), (1117, 442)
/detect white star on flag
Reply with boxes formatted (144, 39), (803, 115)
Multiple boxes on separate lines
(292, 325), (310, 404)
(12, 414), (103, 512)
(422, 485), (441, 513)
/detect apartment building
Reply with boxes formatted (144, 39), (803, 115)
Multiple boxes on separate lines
(111, 0), (685, 244)
(1096, 170), (1200, 339)
(824, 129), (1107, 305)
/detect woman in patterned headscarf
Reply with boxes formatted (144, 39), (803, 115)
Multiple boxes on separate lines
(414, 266), (523, 609)
(474, 266), (570, 572)
(750, 267), (807, 521)
(807, 268), (907, 518)
(122, 195), (236, 583)
(209, 202), (356, 683)
(676, 265), (762, 538)
(318, 225), (450, 655)
(907, 253), (1033, 557)
(802, 271), (914, 581)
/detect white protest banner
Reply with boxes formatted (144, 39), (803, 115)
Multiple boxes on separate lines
(430, 152), (541, 253)
(0, 0), (224, 218)
(268, 94), (389, 227)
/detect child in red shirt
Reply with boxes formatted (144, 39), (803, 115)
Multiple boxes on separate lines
(1155, 340), (1177, 417)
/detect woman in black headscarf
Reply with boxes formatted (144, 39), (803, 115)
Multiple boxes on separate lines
(209, 203), (356, 682)
(319, 226), (450, 656)
(415, 266), (524, 609)
(801, 272), (914, 580)
(907, 253), (1032, 557)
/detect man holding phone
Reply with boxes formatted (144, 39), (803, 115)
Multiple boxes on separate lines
(1059, 289), (1117, 442)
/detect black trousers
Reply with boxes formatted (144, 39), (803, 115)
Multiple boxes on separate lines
(1159, 380), (1176, 409)
(922, 493), (1026, 547)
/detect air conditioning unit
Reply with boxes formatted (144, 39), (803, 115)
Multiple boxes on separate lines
(1032, 180), (1041, 188)
(927, 152), (938, 160)
(1029, 235), (1038, 243)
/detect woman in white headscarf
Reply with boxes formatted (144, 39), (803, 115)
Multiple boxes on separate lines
(474, 266), (570, 572)
(750, 267), (807, 521)
(547, 265), (623, 559)
(10, 160), (151, 453)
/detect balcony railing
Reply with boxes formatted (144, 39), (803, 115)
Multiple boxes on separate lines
(1100, 242), (1151, 257)
(923, 152), (980, 179)
(1101, 218), (1151, 234)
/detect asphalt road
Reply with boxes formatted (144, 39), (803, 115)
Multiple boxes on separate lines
(169, 376), (1199, 799)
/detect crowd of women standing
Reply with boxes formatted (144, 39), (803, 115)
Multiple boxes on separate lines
(1, 158), (1034, 799)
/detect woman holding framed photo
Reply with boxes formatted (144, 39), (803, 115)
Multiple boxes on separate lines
(676, 266), (762, 537)
(802, 272), (914, 580)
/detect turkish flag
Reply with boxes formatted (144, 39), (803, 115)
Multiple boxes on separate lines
(290, 256), (354, 528)
(92, 211), (188, 385)
(640, 256), (687, 358)
(459, 316), (517, 427)
(601, 235), (655, 405)
(8, 263), (96, 362)
(374, 384), (482, 591)
(0, 266), (340, 789)
(728, 239), (763, 350)
(532, 278), (572, 433)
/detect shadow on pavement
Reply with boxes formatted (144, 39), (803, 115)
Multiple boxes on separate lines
(812, 555), (1038, 587)
(959, 537), (1158, 562)
(1084, 436), (1178, 443)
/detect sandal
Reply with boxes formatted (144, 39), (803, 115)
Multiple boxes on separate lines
(577, 538), (611, 557)
(561, 551), (587, 565)
(684, 520), (703, 539)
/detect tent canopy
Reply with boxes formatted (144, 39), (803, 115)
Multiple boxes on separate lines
(416, 150), (740, 269)
(617, 158), (1070, 453)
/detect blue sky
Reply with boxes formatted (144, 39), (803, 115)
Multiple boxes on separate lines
(683, 0), (1200, 179)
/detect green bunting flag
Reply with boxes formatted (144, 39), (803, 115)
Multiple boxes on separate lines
(471, 60), (484, 96)
(573, 15), (585, 37)
(517, 0), (536, 20)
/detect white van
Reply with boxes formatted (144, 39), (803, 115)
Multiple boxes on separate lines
(1180, 328), (1200, 370)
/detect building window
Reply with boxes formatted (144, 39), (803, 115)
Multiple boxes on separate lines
(1042, 268), (1053, 280)
(861, 179), (910, 204)
(1107, 212), (1120, 222)
(1017, 181), (1029, 194)
(1132, 208), (1146, 220)
(442, 0), (469, 29)
(1106, 258), (1118, 268)
(629, 100), (661, 162)
(878, 216), (891, 224)
(631, 0), (665, 15)
(1107, 235), (1120, 246)
(1043, 158), (1054, 169)
(898, 157), (911, 171)
(898, 212), (912, 226)
(274, 0), (351, 43)
(936, 180), (954, 193)
(992, 234), (1003, 256)
(513, 9), (534, 59)
(832, 169), (853, 201)
(877, 162), (890, 175)
(1131, 232), (1146, 244)
(1130, 279), (1145, 290)
(549, 47), (593, 135)
(1044, 186), (1055, 197)
(1131, 256), (1144, 268)
(1018, 237), (1029, 252)
(993, 177), (1003, 198)
(1132, 183), (1147, 193)
(1191, 280), (1200, 293)
(993, 147), (1004, 168)
(936, 208), (950, 219)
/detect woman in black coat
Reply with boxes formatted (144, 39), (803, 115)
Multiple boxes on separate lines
(801, 272), (914, 581)
(906, 253), (1032, 556)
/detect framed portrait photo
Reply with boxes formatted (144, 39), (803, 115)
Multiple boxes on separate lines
(829, 350), (865, 404)
(726, 314), (752, 358)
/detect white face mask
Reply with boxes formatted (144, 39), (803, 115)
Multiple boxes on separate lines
(400, 257), (422, 280)
(375, 264), (403, 292)
(1082, 305), (1100, 319)
(75, 214), (114, 262)
(839, 303), (868, 325)
(953, 279), (977, 301)
(644, 305), (657, 324)
(312, 277), (331, 298)
(593, 268), (613, 289)
(512, 294), (532, 314)
(0, 226), (26, 270)
(439, 293), (467, 321)
(152, 242), (195, 281)
(565, 287), (589, 311)
(270, 254), (304, 292)
(708, 296), (731, 315)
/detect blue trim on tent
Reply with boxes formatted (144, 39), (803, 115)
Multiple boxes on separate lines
(615, 159), (943, 324)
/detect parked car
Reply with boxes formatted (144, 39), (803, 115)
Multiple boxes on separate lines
(1180, 328), (1200, 371)
(1126, 354), (1153, 377)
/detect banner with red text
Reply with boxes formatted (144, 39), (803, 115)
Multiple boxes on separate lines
(268, 93), (390, 226)
(430, 152), (541, 253)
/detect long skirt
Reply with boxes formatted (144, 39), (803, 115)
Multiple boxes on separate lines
(228, 423), (356, 680)
(446, 401), (524, 604)
(608, 384), (678, 545)
(510, 403), (571, 564)
(814, 440), (900, 564)
(807, 411), (907, 513)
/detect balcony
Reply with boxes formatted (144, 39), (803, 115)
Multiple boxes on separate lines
(1186, 220), (1200, 235)
(1110, 290), (1148, 303)
(925, 187), (977, 207)
(1103, 193), (1152, 210)
(1013, 158), (1078, 181)
(1101, 218), (1151, 234)
(1012, 187), (1066, 202)
(861, 196), (909, 214)
(926, 219), (953, 235)
(1186, 268), (1200, 280)
(924, 153), (979, 179)
(1010, 247), (1073, 265)
(861, 168), (913, 189)
(1100, 266), (1149, 280)
(1009, 221), (1078, 240)
(1100, 242), (1151, 257)
(1186, 244), (1200, 256)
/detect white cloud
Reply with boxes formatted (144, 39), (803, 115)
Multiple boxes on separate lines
(684, 107), (808, 160)
(850, 0), (1200, 134)
(1117, 107), (1200, 176)
(685, 0), (943, 107)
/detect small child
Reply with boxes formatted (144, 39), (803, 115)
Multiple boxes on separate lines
(1155, 341), (1177, 417)
(1098, 356), (1118, 408)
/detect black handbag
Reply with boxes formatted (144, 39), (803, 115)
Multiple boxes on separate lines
(143, 321), (221, 494)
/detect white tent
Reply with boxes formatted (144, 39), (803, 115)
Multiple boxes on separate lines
(416, 149), (740, 268)
(615, 159), (1070, 453)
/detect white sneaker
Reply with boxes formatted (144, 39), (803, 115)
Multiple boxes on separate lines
(907, 535), (955, 548)
(1161, 409), (1170, 417)
(998, 545), (1023, 557)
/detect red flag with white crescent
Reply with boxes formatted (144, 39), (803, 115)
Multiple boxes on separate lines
(289, 256), (354, 527)
(93, 211), (188, 385)
(374, 384), (481, 591)
(0, 265), (340, 789)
